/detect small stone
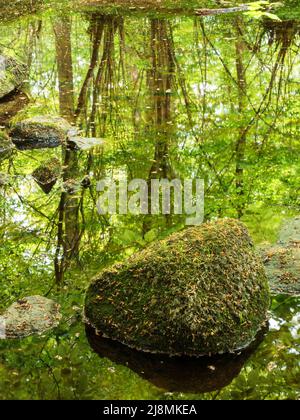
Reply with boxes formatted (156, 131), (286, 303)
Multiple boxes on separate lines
(0, 296), (61, 339)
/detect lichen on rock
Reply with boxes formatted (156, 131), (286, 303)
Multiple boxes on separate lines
(1, 296), (61, 339)
(85, 219), (270, 357)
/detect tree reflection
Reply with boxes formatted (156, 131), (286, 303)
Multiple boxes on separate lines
(1, 6), (300, 400)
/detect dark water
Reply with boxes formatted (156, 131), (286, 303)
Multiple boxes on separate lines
(0, 1), (299, 400)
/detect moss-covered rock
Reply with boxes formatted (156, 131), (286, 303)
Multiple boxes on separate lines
(0, 55), (27, 99)
(0, 130), (14, 161)
(85, 219), (270, 357)
(10, 116), (73, 149)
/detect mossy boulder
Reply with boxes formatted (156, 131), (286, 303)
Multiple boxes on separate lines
(10, 116), (73, 149)
(85, 219), (270, 357)
(0, 130), (14, 161)
(0, 55), (27, 99)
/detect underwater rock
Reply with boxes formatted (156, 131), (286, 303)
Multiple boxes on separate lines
(0, 130), (14, 161)
(10, 115), (73, 149)
(86, 324), (267, 393)
(85, 219), (270, 357)
(260, 217), (300, 296)
(0, 55), (27, 99)
(0, 296), (61, 339)
(32, 157), (61, 194)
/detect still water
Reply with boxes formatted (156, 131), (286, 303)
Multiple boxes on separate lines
(0, 1), (299, 399)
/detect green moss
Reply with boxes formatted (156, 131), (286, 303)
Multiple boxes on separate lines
(85, 219), (270, 356)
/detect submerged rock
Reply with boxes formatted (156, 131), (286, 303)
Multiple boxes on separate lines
(10, 116), (73, 149)
(87, 324), (267, 393)
(85, 219), (270, 357)
(0, 130), (14, 161)
(0, 296), (61, 339)
(0, 55), (27, 99)
(260, 217), (300, 296)
(32, 157), (61, 194)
